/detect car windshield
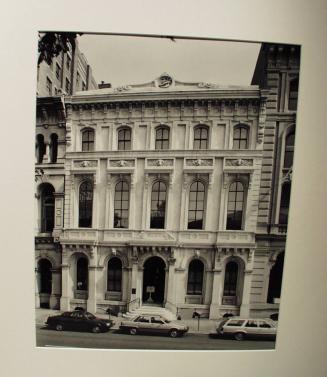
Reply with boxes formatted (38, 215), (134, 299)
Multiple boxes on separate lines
(164, 319), (171, 323)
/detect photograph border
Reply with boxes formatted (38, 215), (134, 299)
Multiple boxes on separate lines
(1, 1), (327, 376)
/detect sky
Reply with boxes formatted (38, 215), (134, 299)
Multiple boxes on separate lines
(77, 34), (261, 88)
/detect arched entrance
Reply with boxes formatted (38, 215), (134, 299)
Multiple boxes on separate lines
(38, 259), (52, 308)
(267, 252), (285, 303)
(142, 256), (166, 305)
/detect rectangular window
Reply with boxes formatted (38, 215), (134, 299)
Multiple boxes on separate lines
(46, 77), (52, 95)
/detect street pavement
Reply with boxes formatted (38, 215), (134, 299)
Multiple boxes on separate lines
(36, 325), (275, 350)
(35, 309), (275, 350)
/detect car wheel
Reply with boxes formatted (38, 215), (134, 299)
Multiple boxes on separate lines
(234, 332), (244, 341)
(92, 326), (101, 333)
(55, 324), (63, 331)
(170, 329), (178, 338)
(129, 328), (137, 335)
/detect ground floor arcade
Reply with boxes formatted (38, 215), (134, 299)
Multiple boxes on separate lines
(35, 240), (284, 320)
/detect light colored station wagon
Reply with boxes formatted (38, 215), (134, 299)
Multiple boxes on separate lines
(216, 317), (277, 341)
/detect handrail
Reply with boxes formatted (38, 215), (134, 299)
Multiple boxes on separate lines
(127, 297), (140, 311)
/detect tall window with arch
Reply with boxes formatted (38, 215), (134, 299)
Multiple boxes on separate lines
(114, 181), (129, 228)
(226, 181), (245, 230)
(150, 181), (166, 229)
(107, 257), (122, 292)
(279, 183), (291, 224)
(79, 181), (93, 228)
(76, 257), (88, 291)
(283, 131), (295, 169)
(233, 125), (249, 149)
(193, 125), (208, 149)
(187, 259), (204, 295)
(36, 134), (46, 163)
(223, 261), (238, 297)
(155, 126), (170, 150)
(41, 184), (55, 233)
(118, 128), (131, 150)
(49, 133), (58, 163)
(81, 129), (95, 151)
(188, 181), (205, 229)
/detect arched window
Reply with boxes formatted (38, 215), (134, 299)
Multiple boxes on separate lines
(187, 259), (204, 295)
(41, 184), (55, 232)
(193, 126), (208, 149)
(279, 183), (291, 224)
(223, 261), (238, 297)
(79, 181), (93, 228)
(284, 132), (295, 168)
(150, 181), (166, 229)
(233, 125), (249, 149)
(155, 127), (170, 150)
(288, 78), (298, 110)
(226, 182), (245, 230)
(76, 257), (88, 291)
(81, 129), (95, 151)
(267, 252), (284, 303)
(118, 128), (131, 150)
(49, 133), (58, 163)
(114, 181), (129, 228)
(36, 134), (46, 163)
(188, 181), (205, 229)
(38, 259), (52, 294)
(107, 257), (122, 292)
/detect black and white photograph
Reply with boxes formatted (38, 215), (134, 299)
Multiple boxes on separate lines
(2, 1), (327, 377)
(34, 32), (299, 350)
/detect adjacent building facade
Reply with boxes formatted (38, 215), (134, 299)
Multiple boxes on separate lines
(35, 43), (299, 319)
(37, 39), (97, 96)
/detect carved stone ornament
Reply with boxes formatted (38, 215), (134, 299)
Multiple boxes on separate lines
(225, 158), (253, 167)
(110, 159), (134, 167)
(158, 73), (173, 88)
(186, 158), (213, 167)
(198, 82), (218, 89)
(114, 85), (132, 92)
(147, 159), (173, 167)
(75, 160), (97, 168)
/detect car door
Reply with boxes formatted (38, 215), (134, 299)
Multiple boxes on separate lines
(150, 317), (167, 335)
(257, 320), (276, 339)
(244, 320), (259, 338)
(136, 316), (152, 333)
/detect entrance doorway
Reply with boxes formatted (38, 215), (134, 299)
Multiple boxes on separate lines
(142, 256), (166, 305)
(38, 259), (52, 308)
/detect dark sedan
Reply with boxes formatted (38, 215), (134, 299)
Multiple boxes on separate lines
(45, 310), (114, 333)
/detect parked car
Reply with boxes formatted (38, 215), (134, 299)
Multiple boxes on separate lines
(216, 317), (277, 341)
(120, 314), (189, 338)
(45, 310), (114, 333)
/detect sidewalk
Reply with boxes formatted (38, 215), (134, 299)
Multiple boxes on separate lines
(35, 308), (217, 335)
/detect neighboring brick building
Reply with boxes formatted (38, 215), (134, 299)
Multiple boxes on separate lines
(34, 43), (299, 320)
(37, 38), (97, 96)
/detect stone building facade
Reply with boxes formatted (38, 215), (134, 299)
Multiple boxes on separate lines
(37, 38), (97, 97)
(35, 43), (299, 320)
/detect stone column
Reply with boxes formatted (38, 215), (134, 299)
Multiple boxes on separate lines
(129, 174), (136, 229)
(240, 269), (253, 317)
(141, 174), (149, 229)
(218, 173), (228, 230)
(179, 174), (188, 230)
(105, 174), (111, 228)
(87, 266), (97, 313)
(35, 268), (40, 308)
(165, 257), (176, 312)
(60, 264), (72, 311)
(44, 142), (50, 163)
(209, 269), (223, 319)
(54, 193), (64, 230)
(50, 268), (61, 309)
